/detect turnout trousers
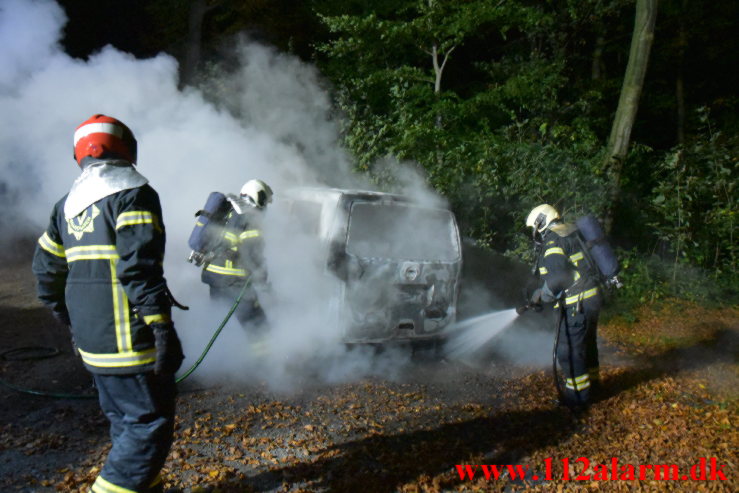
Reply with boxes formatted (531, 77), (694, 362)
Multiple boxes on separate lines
(210, 282), (266, 332)
(556, 296), (601, 406)
(90, 372), (177, 493)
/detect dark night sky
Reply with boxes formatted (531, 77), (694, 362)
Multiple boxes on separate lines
(57, 0), (154, 58)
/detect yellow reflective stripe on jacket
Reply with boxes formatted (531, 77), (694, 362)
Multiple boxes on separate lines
(564, 287), (599, 306)
(115, 210), (155, 230)
(569, 251), (584, 265)
(78, 347), (156, 368)
(544, 247), (565, 257)
(109, 260), (132, 352)
(205, 263), (246, 276)
(66, 247), (118, 262)
(38, 232), (66, 258)
(240, 229), (261, 240)
(92, 474), (139, 493)
(539, 266), (548, 275)
(143, 313), (171, 325)
(65, 245), (119, 262)
(224, 232), (239, 243)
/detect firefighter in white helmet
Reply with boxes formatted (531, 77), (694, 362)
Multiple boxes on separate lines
(200, 179), (273, 334)
(524, 204), (602, 409)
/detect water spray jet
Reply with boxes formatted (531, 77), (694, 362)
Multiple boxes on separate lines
(443, 308), (520, 360)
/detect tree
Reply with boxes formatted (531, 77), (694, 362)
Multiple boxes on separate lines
(602, 0), (658, 233)
(316, 1), (623, 249)
(181, 0), (220, 87)
(143, 0), (321, 87)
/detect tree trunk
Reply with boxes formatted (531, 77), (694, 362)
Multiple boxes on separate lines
(592, 33), (606, 80)
(180, 0), (218, 88)
(602, 0), (658, 234)
(675, 0), (687, 146)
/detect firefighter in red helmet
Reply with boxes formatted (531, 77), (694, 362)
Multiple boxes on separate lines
(32, 114), (183, 492)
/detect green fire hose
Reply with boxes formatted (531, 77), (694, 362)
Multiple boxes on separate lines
(175, 279), (250, 383)
(0, 279), (249, 399)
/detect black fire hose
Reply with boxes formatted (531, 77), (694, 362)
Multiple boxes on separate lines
(0, 346), (96, 399)
(517, 299), (569, 406)
(552, 303), (567, 406)
(0, 279), (250, 398)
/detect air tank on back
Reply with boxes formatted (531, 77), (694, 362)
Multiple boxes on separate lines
(576, 214), (620, 280)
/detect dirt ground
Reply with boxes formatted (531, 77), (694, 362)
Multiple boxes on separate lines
(1, 248), (737, 492)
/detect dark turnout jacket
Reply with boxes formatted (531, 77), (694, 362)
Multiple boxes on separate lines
(201, 208), (265, 288)
(536, 222), (600, 307)
(32, 180), (172, 375)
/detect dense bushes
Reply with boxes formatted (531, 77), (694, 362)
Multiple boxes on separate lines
(314, 1), (738, 306)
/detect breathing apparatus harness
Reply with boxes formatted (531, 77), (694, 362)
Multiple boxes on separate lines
(187, 192), (259, 268)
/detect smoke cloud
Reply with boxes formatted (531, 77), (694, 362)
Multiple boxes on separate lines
(0, 0), (553, 391)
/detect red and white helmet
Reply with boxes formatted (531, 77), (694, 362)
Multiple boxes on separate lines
(73, 114), (137, 164)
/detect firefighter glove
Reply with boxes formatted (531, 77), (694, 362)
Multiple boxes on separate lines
(530, 288), (543, 305)
(527, 288), (544, 312)
(151, 322), (185, 375)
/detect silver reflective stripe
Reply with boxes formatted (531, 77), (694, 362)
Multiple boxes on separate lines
(240, 229), (261, 240)
(65, 245), (118, 262)
(564, 287), (598, 305)
(566, 374), (591, 391)
(91, 474), (139, 493)
(116, 210), (154, 229)
(205, 263), (246, 276)
(38, 232), (66, 258)
(78, 348), (156, 368)
(109, 259), (132, 352)
(544, 247), (565, 257)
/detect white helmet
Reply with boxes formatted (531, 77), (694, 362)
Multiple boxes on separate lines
(240, 179), (273, 208)
(526, 204), (560, 232)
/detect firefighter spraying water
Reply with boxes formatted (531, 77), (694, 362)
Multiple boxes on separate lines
(445, 205), (621, 412)
(518, 204), (622, 410)
(187, 179), (273, 339)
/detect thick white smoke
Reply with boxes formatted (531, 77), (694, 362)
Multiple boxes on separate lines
(0, 0), (553, 390)
(0, 0), (444, 390)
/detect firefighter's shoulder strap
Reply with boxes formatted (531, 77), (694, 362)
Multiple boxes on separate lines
(549, 222), (578, 238)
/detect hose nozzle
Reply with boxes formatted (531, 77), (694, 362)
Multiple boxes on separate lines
(516, 303), (542, 315)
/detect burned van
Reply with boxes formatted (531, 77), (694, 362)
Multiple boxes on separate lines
(275, 188), (462, 344)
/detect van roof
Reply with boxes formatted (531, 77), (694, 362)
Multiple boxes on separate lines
(281, 187), (412, 204)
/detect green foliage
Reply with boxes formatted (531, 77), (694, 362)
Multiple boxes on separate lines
(313, 0), (738, 306)
(316, 0), (625, 252)
(613, 249), (738, 312)
(646, 108), (737, 276)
